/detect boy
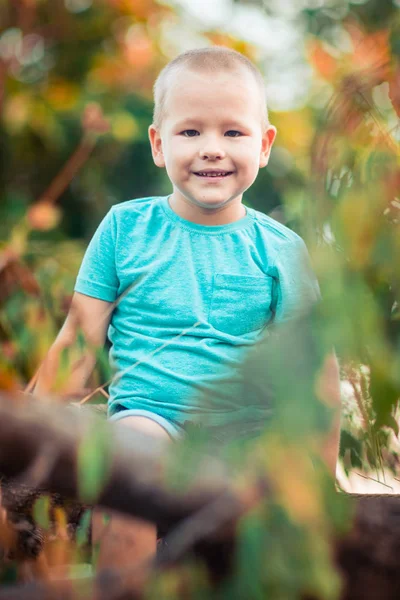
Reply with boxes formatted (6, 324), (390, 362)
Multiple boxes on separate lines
(34, 47), (341, 569)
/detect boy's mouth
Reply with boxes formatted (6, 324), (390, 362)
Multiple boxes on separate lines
(193, 170), (233, 178)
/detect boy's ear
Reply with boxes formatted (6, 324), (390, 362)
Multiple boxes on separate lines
(259, 125), (277, 168)
(148, 124), (165, 168)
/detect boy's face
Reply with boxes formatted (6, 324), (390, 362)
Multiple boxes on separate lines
(149, 67), (276, 222)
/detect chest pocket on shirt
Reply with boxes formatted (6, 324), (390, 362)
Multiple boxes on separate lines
(208, 274), (274, 336)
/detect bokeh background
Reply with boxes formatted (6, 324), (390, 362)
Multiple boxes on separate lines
(1, 0), (400, 594)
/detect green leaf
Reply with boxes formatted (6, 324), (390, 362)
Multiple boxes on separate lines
(33, 495), (50, 529)
(339, 430), (362, 470)
(77, 418), (113, 503)
(76, 509), (92, 547)
(95, 345), (112, 382)
(370, 363), (399, 429)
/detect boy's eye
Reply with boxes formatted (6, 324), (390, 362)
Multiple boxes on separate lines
(225, 130), (242, 137)
(181, 130), (199, 137)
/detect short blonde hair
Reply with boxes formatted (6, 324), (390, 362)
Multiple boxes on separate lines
(152, 47), (269, 131)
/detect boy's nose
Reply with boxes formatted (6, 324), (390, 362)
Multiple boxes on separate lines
(199, 141), (226, 160)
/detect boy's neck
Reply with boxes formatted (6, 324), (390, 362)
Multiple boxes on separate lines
(168, 194), (247, 226)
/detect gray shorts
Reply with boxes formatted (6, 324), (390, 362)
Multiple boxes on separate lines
(109, 409), (184, 441)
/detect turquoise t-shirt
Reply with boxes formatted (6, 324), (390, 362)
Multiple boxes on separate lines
(74, 196), (319, 432)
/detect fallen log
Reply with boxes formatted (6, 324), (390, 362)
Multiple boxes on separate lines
(0, 393), (236, 532)
(0, 393), (251, 598)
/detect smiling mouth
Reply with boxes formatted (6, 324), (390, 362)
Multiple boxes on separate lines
(194, 171), (233, 177)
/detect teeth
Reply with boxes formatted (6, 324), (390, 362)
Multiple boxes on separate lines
(197, 172), (229, 177)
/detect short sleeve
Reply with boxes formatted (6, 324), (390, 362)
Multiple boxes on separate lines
(272, 237), (320, 324)
(74, 209), (119, 302)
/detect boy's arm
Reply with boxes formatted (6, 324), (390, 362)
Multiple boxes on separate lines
(33, 292), (113, 399)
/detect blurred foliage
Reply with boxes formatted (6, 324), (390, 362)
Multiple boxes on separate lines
(307, 10), (400, 484)
(159, 312), (351, 600)
(0, 0), (400, 596)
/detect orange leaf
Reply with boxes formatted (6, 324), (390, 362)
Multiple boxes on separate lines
(206, 33), (256, 61)
(308, 40), (339, 81)
(350, 27), (391, 80)
(45, 80), (79, 111)
(0, 365), (20, 392)
(27, 200), (61, 231)
(111, 0), (169, 20)
(123, 28), (154, 70)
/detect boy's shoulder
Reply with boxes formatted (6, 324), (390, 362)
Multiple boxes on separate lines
(108, 197), (165, 233)
(111, 196), (161, 216)
(249, 206), (303, 247)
